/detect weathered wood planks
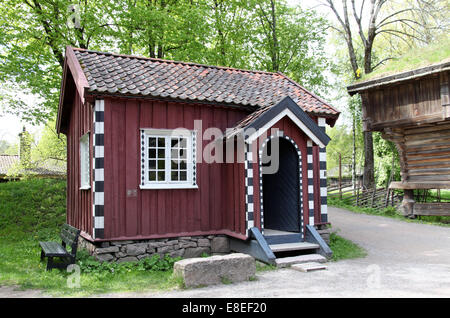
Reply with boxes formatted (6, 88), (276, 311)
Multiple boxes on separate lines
(414, 203), (450, 216)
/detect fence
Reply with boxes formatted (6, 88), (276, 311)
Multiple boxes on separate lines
(328, 182), (401, 210)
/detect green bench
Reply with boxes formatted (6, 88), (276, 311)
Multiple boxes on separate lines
(39, 224), (81, 271)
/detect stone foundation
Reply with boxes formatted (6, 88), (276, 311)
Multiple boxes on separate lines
(314, 224), (331, 244)
(78, 235), (230, 262)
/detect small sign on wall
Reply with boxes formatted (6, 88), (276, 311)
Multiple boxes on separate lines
(127, 189), (137, 197)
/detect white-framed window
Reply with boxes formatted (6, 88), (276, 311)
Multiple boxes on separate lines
(140, 128), (197, 189)
(80, 133), (90, 190)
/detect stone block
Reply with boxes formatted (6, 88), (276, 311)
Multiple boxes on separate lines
(148, 242), (165, 249)
(158, 245), (175, 254)
(183, 247), (210, 258)
(197, 239), (210, 247)
(95, 253), (114, 262)
(95, 246), (119, 254)
(125, 243), (148, 256)
(173, 253), (255, 288)
(111, 240), (133, 246)
(179, 241), (197, 249)
(211, 237), (230, 253)
(116, 256), (139, 263)
(169, 248), (185, 258)
(166, 240), (179, 246)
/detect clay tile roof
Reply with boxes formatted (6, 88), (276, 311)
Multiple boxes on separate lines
(0, 155), (66, 177)
(72, 48), (340, 119)
(0, 155), (18, 175)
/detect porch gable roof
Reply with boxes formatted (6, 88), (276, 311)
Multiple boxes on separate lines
(226, 96), (331, 148)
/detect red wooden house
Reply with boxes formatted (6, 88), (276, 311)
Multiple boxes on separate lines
(57, 47), (340, 264)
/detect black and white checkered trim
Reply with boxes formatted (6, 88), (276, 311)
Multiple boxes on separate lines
(307, 139), (314, 226)
(92, 99), (104, 239)
(244, 143), (254, 236)
(318, 118), (328, 223)
(258, 130), (303, 238)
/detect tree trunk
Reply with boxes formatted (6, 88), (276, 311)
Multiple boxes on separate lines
(363, 131), (374, 189)
(270, 0), (279, 72)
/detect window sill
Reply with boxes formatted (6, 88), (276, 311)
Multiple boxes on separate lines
(79, 185), (91, 191)
(140, 184), (198, 190)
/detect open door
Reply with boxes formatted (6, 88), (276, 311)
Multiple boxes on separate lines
(262, 137), (301, 233)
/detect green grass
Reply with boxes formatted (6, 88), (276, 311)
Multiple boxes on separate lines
(328, 232), (367, 262)
(328, 195), (450, 227)
(357, 35), (450, 82)
(0, 178), (183, 296)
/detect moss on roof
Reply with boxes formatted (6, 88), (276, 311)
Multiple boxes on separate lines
(356, 36), (450, 83)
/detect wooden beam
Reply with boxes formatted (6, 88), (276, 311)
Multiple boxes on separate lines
(389, 181), (450, 190)
(414, 203), (450, 216)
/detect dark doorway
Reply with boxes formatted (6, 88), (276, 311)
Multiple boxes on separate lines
(262, 137), (300, 233)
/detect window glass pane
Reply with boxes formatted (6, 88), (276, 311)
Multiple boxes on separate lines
(158, 160), (165, 169)
(180, 149), (186, 160)
(157, 171), (165, 181)
(149, 160), (156, 169)
(171, 171), (178, 181)
(149, 149), (156, 158)
(171, 138), (178, 148)
(149, 137), (156, 147)
(180, 138), (187, 148)
(149, 171), (156, 181)
(80, 134), (90, 187)
(180, 171), (187, 181)
(158, 149), (165, 158)
(158, 137), (165, 147)
(171, 161), (179, 170)
(180, 161), (186, 170)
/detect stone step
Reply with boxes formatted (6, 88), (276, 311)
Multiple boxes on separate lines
(275, 254), (327, 268)
(291, 262), (328, 272)
(269, 242), (319, 253)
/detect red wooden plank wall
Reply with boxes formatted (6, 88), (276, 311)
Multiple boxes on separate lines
(66, 91), (93, 236)
(103, 98), (249, 240)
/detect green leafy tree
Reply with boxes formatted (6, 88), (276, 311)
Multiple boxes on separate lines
(251, 0), (331, 93)
(32, 118), (66, 164)
(1, 0), (333, 125)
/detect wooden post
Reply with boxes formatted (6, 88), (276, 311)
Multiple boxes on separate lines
(356, 186), (360, 206)
(339, 153), (342, 200)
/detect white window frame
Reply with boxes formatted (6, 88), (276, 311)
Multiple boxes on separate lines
(140, 128), (197, 189)
(79, 133), (91, 190)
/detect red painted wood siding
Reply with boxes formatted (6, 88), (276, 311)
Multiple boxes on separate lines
(103, 97), (249, 240)
(66, 90), (93, 236)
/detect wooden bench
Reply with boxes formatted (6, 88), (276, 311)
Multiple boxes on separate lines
(39, 224), (81, 271)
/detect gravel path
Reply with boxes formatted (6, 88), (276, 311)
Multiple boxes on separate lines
(100, 207), (450, 298)
(2, 207), (449, 298)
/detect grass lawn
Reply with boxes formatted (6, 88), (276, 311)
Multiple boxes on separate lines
(328, 232), (367, 262)
(0, 178), (368, 296)
(328, 193), (450, 227)
(0, 178), (182, 296)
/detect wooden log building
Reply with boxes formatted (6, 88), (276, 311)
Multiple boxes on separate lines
(347, 59), (450, 217)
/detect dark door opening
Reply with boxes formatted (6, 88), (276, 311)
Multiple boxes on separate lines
(262, 137), (300, 233)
